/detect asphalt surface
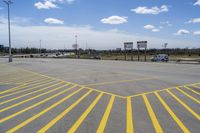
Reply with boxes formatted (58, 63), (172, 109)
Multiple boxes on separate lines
(0, 58), (199, 133)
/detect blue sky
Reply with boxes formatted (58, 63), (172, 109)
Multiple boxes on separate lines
(0, 0), (200, 49)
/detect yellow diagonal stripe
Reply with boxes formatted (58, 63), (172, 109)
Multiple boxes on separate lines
(67, 93), (104, 133)
(6, 87), (84, 133)
(192, 85), (200, 89)
(0, 82), (64, 105)
(184, 86), (200, 95)
(167, 89), (200, 120)
(143, 95), (163, 133)
(176, 88), (200, 104)
(154, 92), (190, 133)
(127, 97), (134, 133)
(0, 85), (76, 123)
(37, 90), (93, 133)
(0, 80), (55, 99)
(0, 84), (27, 94)
(97, 95), (115, 133)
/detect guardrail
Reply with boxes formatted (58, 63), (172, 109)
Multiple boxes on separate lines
(176, 58), (200, 64)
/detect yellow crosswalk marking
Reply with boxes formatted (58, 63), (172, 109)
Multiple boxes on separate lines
(155, 92), (190, 133)
(167, 90), (200, 120)
(192, 85), (200, 89)
(0, 80), (55, 99)
(176, 88), (200, 104)
(126, 97), (134, 133)
(21, 77), (50, 85)
(0, 78), (52, 95)
(143, 95), (163, 133)
(6, 87), (84, 133)
(0, 84), (27, 94)
(0, 82), (64, 105)
(0, 83), (69, 113)
(0, 85), (76, 123)
(0, 74), (38, 83)
(184, 86), (200, 95)
(97, 95), (115, 133)
(67, 93), (104, 133)
(37, 90), (93, 133)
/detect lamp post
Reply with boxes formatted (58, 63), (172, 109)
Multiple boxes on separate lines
(3, 0), (13, 62)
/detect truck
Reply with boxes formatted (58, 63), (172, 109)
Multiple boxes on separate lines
(150, 54), (169, 62)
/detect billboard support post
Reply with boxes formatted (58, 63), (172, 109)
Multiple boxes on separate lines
(137, 47), (140, 61)
(137, 41), (147, 62)
(124, 42), (133, 61)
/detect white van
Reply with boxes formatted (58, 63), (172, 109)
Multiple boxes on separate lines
(151, 54), (169, 62)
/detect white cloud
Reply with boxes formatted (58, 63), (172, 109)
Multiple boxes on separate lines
(131, 5), (168, 15)
(152, 29), (160, 32)
(101, 16), (128, 25)
(174, 29), (190, 35)
(188, 18), (200, 23)
(47, 0), (75, 4)
(34, 1), (58, 9)
(144, 24), (161, 32)
(194, 0), (200, 6)
(144, 25), (155, 30)
(160, 21), (172, 26)
(44, 18), (64, 24)
(0, 22), (199, 49)
(193, 31), (200, 35)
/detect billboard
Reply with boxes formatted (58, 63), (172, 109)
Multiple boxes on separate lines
(137, 41), (147, 49)
(124, 42), (133, 50)
(72, 44), (78, 49)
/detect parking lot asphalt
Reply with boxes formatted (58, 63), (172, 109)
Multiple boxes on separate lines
(0, 58), (199, 133)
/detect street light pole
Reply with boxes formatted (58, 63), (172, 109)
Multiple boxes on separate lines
(3, 0), (13, 62)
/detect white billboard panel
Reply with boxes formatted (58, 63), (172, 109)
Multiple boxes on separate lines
(137, 41), (147, 49)
(124, 42), (133, 49)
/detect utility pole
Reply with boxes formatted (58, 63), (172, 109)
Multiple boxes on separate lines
(4, 0), (13, 62)
(39, 40), (42, 54)
(75, 35), (79, 58)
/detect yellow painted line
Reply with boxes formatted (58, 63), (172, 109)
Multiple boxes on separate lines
(192, 85), (200, 89)
(6, 87), (84, 133)
(0, 74), (33, 82)
(142, 95), (163, 133)
(84, 77), (156, 86)
(154, 92), (190, 133)
(184, 86), (200, 95)
(37, 90), (93, 133)
(129, 82), (200, 98)
(0, 85), (76, 123)
(0, 80), (55, 99)
(4, 76), (43, 85)
(0, 74), (37, 83)
(67, 93), (104, 133)
(0, 82), (64, 105)
(85, 86), (125, 99)
(0, 84), (27, 94)
(0, 78), (41, 84)
(0, 78), (51, 95)
(126, 97), (134, 133)
(167, 89), (200, 121)
(176, 88), (200, 104)
(0, 83), (69, 113)
(20, 77), (50, 85)
(129, 88), (172, 98)
(97, 95), (115, 133)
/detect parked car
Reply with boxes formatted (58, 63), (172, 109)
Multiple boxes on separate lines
(151, 54), (169, 62)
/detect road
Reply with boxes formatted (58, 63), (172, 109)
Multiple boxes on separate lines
(0, 58), (200, 133)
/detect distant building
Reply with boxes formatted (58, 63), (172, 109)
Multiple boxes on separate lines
(0, 45), (4, 51)
(116, 48), (122, 51)
(0, 45), (3, 48)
